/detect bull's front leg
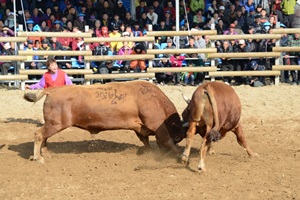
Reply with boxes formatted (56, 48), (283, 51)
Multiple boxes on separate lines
(181, 122), (197, 165)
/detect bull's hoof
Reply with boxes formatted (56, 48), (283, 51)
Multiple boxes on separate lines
(181, 154), (189, 165)
(197, 167), (207, 173)
(29, 156), (45, 164)
(249, 152), (259, 157)
(208, 149), (216, 155)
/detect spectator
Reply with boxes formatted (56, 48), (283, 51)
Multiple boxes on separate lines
(163, 10), (175, 28)
(244, 0), (256, 13)
(153, 55), (173, 85)
(26, 58), (73, 90)
(234, 39), (252, 85)
(193, 9), (205, 26)
(170, 53), (186, 85)
(87, 14), (97, 29)
(100, 13), (112, 31)
(40, 20), (50, 32)
(0, 42), (16, 75)
(114, 0), (127, 21)
(293, 0), (300, 28)
(253, 15), (263, 33)
(3, 11), (14, 29)
(206, 0), (218, 19)
(247, 60), (266, 87)
(132, 21), (143, 37)
(109, 25), (121, 53)
(164, 0), (176, 20)
(129, 44), (147, 72)
(218, 40), (234, 84)
(284, 33), (300, 85)
(50, 36), (72, 69)
(162, 38), (176, 57)
(91, 41), (111, 73)
(152, 0), (164, 24)
(24, 39), (40, 68)
(74, 13), (86, 32)
(281, 0), (296, 28)
(147, 6), (158, 26)
(155, 20), (169, 44)
(216, 18), (227, 35)
(31, 8), (43, 25)
(136, 0), (148, 20)
(223, 23), (239, 35)
(26, 19), (35, 32)
(123, 12), (135, 28)
(278, 23), (291, 83)
(260, 9), (269, 23)
(110, 13), (123, 30)
(52, 20), (63, 32)
(117, 41), (133, 71)
(190, 0), (205, 15)
(42, 7), (52, 22)
(139, 12), (152, 29)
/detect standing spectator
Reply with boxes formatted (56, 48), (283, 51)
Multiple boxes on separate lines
(170, 53), (186, 85)
(218, 40), (234, 84)
(284, 33), (300, 85)
(25, 58), (73, 90)
(234, 39), (252, 85)
(281, 0), (296, 27)
(278, 23), (291, 83)
(293, 0), (300, 28)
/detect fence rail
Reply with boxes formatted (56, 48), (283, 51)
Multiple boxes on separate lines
(1, 28), (299, 89)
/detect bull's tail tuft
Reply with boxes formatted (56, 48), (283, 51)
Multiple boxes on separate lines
(24, 93), (38, 102)
(207, 130), (221, 142)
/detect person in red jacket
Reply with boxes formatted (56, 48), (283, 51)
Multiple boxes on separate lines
(26, 58), (73, 90)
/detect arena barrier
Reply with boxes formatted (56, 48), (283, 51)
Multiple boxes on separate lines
(1, 27), (300, 89)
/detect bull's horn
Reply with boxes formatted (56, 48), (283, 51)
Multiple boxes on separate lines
(181, 94), (190, 104)
(182, 122), (189, 127)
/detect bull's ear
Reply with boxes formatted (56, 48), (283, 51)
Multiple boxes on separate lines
(181, 93), (190, 104)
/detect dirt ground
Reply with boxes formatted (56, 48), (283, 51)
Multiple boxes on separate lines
(0, 82), (299, 200)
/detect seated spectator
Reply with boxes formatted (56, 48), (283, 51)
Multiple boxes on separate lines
(170, 53), (186, 85)
(50, 36), (72, 69)
(4, 12), (15, 29)
(247, 60), (266, 87)
(215, 18), (227, 35)
(152, 0), (164, 24)
(206, 0), (218, 19)
(223, 23), (239, 35)
(109, 26), (122, 53)
(190, 1), (204, 13)
(136, 0), (148, 20)
(114, 0), (127, 21)
(123, 12), (135, 28)
(147, 6), (158, 26)
(218, 40), (234, 84)
(74, 13), (86, 32)
(234, 39), (252, 85)
(31, 8), (43, 25)
(0, 42), (16, 75)
(163, 38), (176, 58)
(132, 21), (143, 37)
(164, 0), (176, 19)
(117, 41), (133, 71)
(101, 13), (112, 31)
(110, 13), (123, 30)
(93, 20), (102, 37)
(187, 53), (206, 85)
(164, 10), (175, 28)
(129, 44), (147, 72)
(193, 9), (205, 26)
(139, 12), (152, 29)
(52, 20), (62, 32)
(153, 55), (173, 85)
(25, 58), (73, 90)
(40, 20), (50, 32)
(98, 60), (117, 82)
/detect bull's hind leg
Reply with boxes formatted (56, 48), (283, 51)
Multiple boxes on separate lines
(232, 123), (258, 157)
(181, 121), (197, 164)
(33, 126), (46, 163)
(197, 136), (211, 172)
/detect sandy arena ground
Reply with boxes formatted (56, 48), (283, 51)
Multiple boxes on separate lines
(0, 82), (299, 200)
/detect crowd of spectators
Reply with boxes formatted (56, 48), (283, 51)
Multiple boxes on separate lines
(0, 0), (299, 86)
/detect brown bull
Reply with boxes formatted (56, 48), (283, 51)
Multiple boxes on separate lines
(181, 81), (257, 172)
(24, 81), (184, 163)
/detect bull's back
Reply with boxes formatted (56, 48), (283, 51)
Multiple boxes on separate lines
(43, 81), (178, 129)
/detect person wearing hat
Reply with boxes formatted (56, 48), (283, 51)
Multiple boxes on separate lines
(164, 9), (175, 28)
(114, 0), (127, 20)
(129, 44), (147, 72)
(26, 58), (73, 90)
(51, 20), (62, 32)
(74, 13), (86, 32)
(26, 19), (35, 32)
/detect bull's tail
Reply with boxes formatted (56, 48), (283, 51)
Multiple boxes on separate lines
(24, 91), (47, 103)
(204, 85), (221, 142)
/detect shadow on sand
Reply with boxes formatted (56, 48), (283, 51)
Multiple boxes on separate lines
(4, 118), (43, 127)
(8, 139), (140, 160)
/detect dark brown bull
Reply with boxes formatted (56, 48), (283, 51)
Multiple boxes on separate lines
(24, 81), (184, 163)
(181, 81), (257, 172)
